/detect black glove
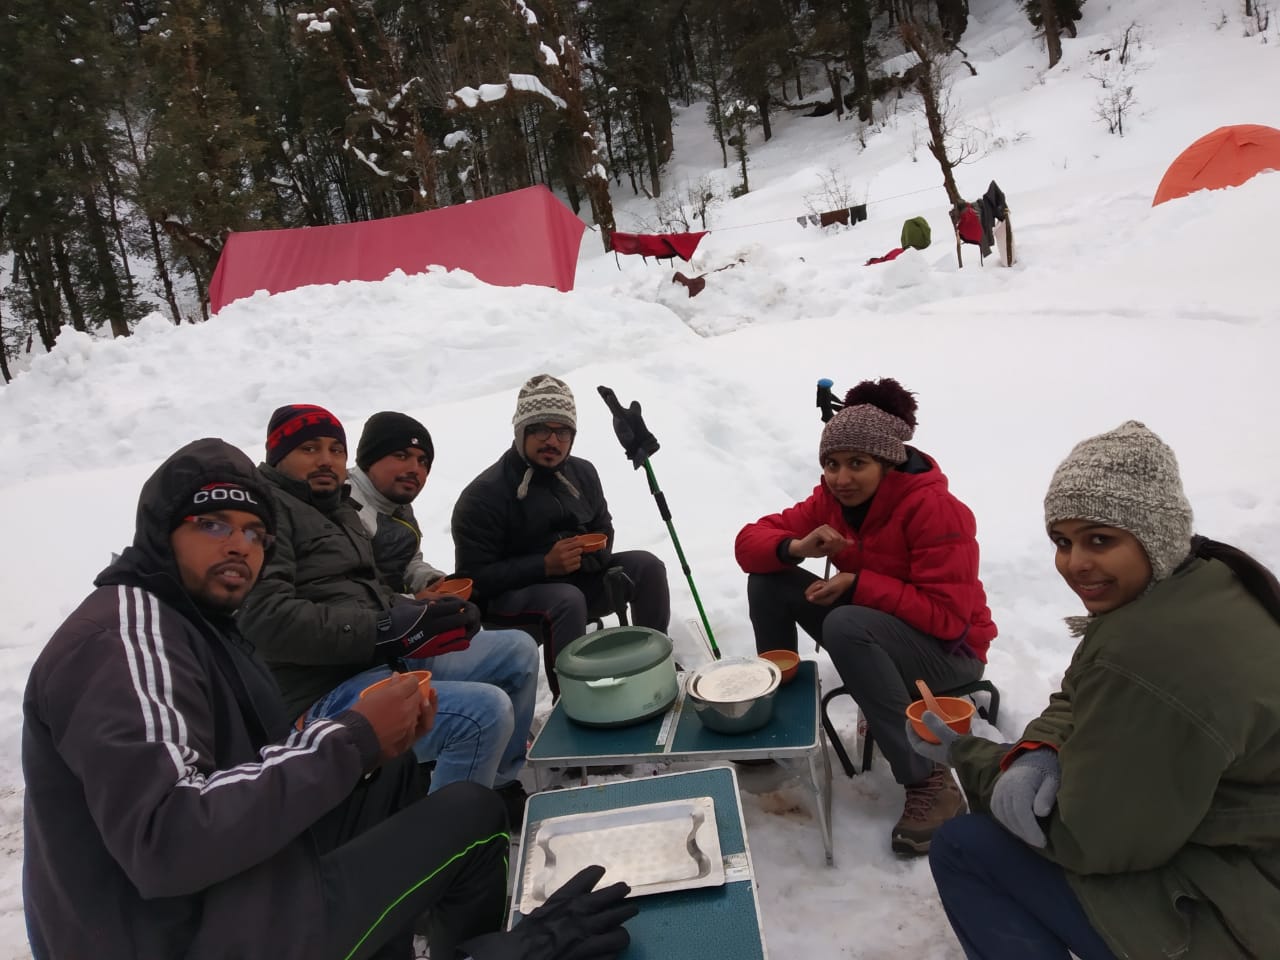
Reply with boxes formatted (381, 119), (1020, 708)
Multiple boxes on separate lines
(597, 386), (659, 469)
(374, 599), (481, 665)
(459, 864), (637, 960)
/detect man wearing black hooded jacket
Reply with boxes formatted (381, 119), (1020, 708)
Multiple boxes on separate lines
(21, 438), (635, 960)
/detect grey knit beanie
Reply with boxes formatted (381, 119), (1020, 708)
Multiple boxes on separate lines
(819, 404), (914, 465)
(512, 375), (577, 442)
(1043, 420), (1193, 583)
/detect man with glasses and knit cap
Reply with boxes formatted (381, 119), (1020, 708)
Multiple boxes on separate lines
(237, 404), (538, 822)
(451, 375), (671, 695)
(20, 438), (520, 960)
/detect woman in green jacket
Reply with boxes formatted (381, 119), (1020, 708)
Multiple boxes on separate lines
(911, 421), (1280, 959)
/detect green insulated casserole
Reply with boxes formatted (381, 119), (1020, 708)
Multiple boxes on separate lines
(555, 626), (678, 728)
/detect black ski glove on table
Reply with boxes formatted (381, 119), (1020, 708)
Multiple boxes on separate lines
(459, 864), (637, 960)
(374, 598), (481, 665)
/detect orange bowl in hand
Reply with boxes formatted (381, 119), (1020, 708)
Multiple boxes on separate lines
(360, 670), (433, 700)
(906, 696), (974, 743)
(759, 649), (801, 685)
(432, 577), (473, 601)
(576, 533), (608, 553)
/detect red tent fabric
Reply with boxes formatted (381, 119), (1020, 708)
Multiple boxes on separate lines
(1152, 124), (1280, 206)
(208, 185), (586, 313)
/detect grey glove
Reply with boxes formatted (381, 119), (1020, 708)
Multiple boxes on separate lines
(990, 748), (1061, 848)
(904, 710), (963, 765)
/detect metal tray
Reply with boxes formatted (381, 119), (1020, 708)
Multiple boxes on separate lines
(519, 796), (724, 913)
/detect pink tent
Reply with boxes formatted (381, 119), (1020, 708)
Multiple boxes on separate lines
(208, 185), (586, 313)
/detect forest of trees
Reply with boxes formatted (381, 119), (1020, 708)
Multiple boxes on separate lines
(0, 0), (1087, 381)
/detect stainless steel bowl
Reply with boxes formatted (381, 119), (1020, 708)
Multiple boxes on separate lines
(686, 658), (782, 735)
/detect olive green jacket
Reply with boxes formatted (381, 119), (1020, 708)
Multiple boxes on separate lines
(953, 558), (1280, 959)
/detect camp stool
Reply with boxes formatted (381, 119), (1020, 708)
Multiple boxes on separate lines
(820, 678), (1001, 778)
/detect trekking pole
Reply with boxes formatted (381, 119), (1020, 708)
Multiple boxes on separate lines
(597, 386), (721, 661)
(816, 378), (843, 423)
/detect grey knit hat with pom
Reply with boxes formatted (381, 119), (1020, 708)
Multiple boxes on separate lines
(1043, 420), (1193, 583)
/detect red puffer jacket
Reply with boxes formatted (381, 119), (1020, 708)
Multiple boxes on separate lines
(735, 452), (996, 660)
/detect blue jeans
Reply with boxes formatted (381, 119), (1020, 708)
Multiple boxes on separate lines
(929, 814), (1117, 960)
(307, 628), (538, 791)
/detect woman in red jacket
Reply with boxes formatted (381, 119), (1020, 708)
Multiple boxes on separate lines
(735, 378), (997, 855)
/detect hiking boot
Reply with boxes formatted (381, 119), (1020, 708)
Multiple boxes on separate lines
(495, 781), (529, 829)
(891, 764), (967, 856)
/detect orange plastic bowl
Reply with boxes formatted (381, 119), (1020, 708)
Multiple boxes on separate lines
(360, 670), (433, 700)
(759, 649), (801, 685)
(577, 533), (609, 553)
(906, 697), (974, 743)
(433, 577), (473, 601)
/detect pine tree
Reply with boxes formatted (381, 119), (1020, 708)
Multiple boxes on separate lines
(1, 0), (146, 341)
(138, 0), (276, 299)
(1024, 0), (1086, 68)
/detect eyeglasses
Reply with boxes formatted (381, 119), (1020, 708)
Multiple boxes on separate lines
(527, 424), (575, 442)
(183, 516), (276, 550)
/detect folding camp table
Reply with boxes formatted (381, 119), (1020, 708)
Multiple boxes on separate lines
(526, 660), (833, 865)
(509, 766), (768, 959)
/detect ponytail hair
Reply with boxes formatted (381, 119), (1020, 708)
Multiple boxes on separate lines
(1191, 536), (1280, 627)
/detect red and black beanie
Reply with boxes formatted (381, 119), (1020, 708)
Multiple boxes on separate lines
(265, 404), (346, 466)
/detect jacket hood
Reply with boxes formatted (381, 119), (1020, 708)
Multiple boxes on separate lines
(98, 439), (276, 588)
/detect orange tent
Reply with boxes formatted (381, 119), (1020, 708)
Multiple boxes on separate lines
(1152, 124), (1280, 206)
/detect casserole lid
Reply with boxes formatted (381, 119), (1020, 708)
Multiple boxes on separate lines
(556, 626), (674, 681)
(690, 658), (779, 703)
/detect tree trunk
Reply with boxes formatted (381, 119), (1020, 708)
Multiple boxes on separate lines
(18, 247), (58, 351)
(935, 0), (968, 40)
(640, 113), (661, 197)
(72, 146), (129, 337)
(827, 66), (844, 120)
(51, 237), (87, 332)
(902, 26), (962, 209)
(1040, 0), (1063, 68)
(0, 279), (11, 383)
(147, 217), (183, 324)
(33, 239), (65, 343)
(756, 92), (772, 141)
(848, 1), (874, 122)
(188, 256), (209, 321)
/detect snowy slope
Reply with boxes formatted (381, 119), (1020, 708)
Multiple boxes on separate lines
(2, 0), (1279, 955)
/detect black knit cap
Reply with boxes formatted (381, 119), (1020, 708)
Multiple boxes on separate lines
(356, 411), (434, 472)
(172, 480), (274, 532)
(265, 404), (346, 466)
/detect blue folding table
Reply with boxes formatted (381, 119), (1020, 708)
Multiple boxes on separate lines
(509, 766), (768, 959)
(526, 660), (833, 865)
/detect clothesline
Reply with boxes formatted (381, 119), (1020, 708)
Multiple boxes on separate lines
(594, 183), (943, 236)
(606, 183), (948, 266)
(706, 183), (943, 233)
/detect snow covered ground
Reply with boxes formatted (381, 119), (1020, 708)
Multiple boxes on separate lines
(2, 0), (1279, 955)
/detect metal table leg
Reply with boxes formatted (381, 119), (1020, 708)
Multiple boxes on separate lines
(805, 737), (835, 867)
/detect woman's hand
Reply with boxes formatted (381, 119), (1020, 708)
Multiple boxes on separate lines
(805, 572), (856, 606)
(790, 524), (850, 559)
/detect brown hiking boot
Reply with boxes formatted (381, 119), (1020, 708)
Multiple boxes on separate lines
(891, 764), (967, 856)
